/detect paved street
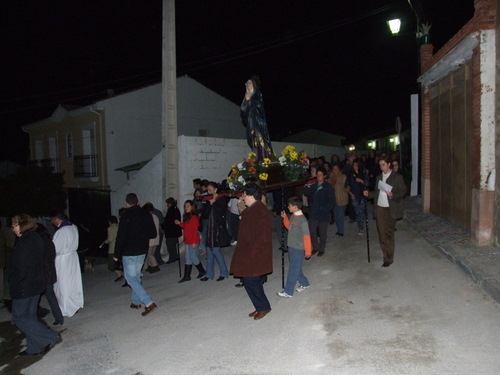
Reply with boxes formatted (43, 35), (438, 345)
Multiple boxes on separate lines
(1, 206), (499, 375)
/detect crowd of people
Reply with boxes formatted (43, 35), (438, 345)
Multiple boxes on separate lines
(0, 148), (407, 356)
(1, 212), (83, 356)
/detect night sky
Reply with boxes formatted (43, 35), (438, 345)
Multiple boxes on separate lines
(1, 0), (475, 164)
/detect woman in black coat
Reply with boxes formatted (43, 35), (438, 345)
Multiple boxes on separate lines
(37, 224), (64, 325)
(163, 197), (182, 264)
(200, 182), (230, 281)
(9, 214), (61, 356)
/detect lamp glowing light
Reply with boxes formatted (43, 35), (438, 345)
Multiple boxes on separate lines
(387, 19), (401, 35)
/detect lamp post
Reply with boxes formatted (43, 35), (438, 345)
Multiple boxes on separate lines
(386, 4), (423, 196)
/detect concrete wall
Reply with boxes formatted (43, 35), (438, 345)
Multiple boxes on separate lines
(495, 1), (500, 247)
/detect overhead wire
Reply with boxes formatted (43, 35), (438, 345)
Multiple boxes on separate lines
(1, 3), (393, 115)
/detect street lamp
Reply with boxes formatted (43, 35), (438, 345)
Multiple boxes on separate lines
(387, 18), (401, 35)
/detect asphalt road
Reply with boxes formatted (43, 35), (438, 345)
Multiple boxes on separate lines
(1, 215), (499, 375)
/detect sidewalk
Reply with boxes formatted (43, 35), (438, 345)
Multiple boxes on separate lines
(404, 195), (500, 304)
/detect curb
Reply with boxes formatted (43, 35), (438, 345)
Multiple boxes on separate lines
(436, 244), (500, 304)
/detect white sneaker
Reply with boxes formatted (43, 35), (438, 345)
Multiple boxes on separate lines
(277, 291), (293, 298)
(296, 285), (310, 293)
(230, 240), (237, 246)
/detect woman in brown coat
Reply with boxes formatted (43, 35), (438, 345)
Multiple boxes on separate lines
(230, 183), (273, 320)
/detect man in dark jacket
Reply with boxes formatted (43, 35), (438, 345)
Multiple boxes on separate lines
(303, 167), (334, 256)
(230, 183), (273, 320)
(114, 193), (158, 316)
(9, 214), (61, 356)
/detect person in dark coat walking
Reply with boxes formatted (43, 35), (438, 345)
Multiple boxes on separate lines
(200, 182), (230, 281)
(163, 198), (182, 264)
(36, 224), (64, 325)
(303, 167), (334, 256)
(230, 183), (273, 320)
(114, 193), (158, 316)
(9, 214), (61, 356)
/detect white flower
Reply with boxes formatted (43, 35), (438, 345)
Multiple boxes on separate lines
(278, 156), (287, 166)
(238, 176), (245, 183)
(229, 182), (235, 190)
(237, 163), (244, 170)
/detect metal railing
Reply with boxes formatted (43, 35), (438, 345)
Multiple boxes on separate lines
(73, 154), (99, 177)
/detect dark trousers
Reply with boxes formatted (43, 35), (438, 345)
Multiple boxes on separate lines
(347, 197), (356, 221)
(12, 295), (59, 354)
(228, 212), (240, 241)
(242, 276), (271, 312)
(375, 206), (396, 263)
(154, 233), (164, 265)
(165, 237), (179, 263)
(308, 219), (328, 252)
(44, 284), (63, 324)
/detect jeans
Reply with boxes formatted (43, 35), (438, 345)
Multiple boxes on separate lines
(352, 199), (366, 231)
(284, 247), (310, 296)
(44, 284), (63, 324)
(242, 276), (271, 312)
(308, 219), (328, 252)
(12, 295), (59, 354)
(184, 244), (201, 265)
(334, 205), (347, 234)
(122, 255), (153, 306)
(205, 247), (228, 279)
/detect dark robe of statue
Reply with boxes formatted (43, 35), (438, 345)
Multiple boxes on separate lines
(240, 78), (274, 161)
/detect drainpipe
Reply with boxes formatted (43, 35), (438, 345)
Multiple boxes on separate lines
(90, 105), (107, 188)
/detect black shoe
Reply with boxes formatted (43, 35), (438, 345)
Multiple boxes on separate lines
(216, 276), (225, 281)
(19, 350), (41, 356)
(200, 277), (209, 281)
(336, 232), (344, 237)
(42, 335), (62, 355)
(53, 321), (63, 326)
(381, 262), (391, 267)
(195, 263), (206, 279)
(235, 282), (244, 287)
(178, 265), (192, 283)
(122, 282), (130, 288)
(317, 251), (325, 257)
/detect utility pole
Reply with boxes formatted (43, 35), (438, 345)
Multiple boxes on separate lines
(162, 0), (179, 202)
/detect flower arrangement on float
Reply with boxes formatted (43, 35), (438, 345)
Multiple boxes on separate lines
(227, 146), (309, 191)
(227, 152), (271, 191)
(278, 145), (309, 181)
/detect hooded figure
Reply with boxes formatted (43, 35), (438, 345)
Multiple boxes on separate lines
(240, 75), (274, 161)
